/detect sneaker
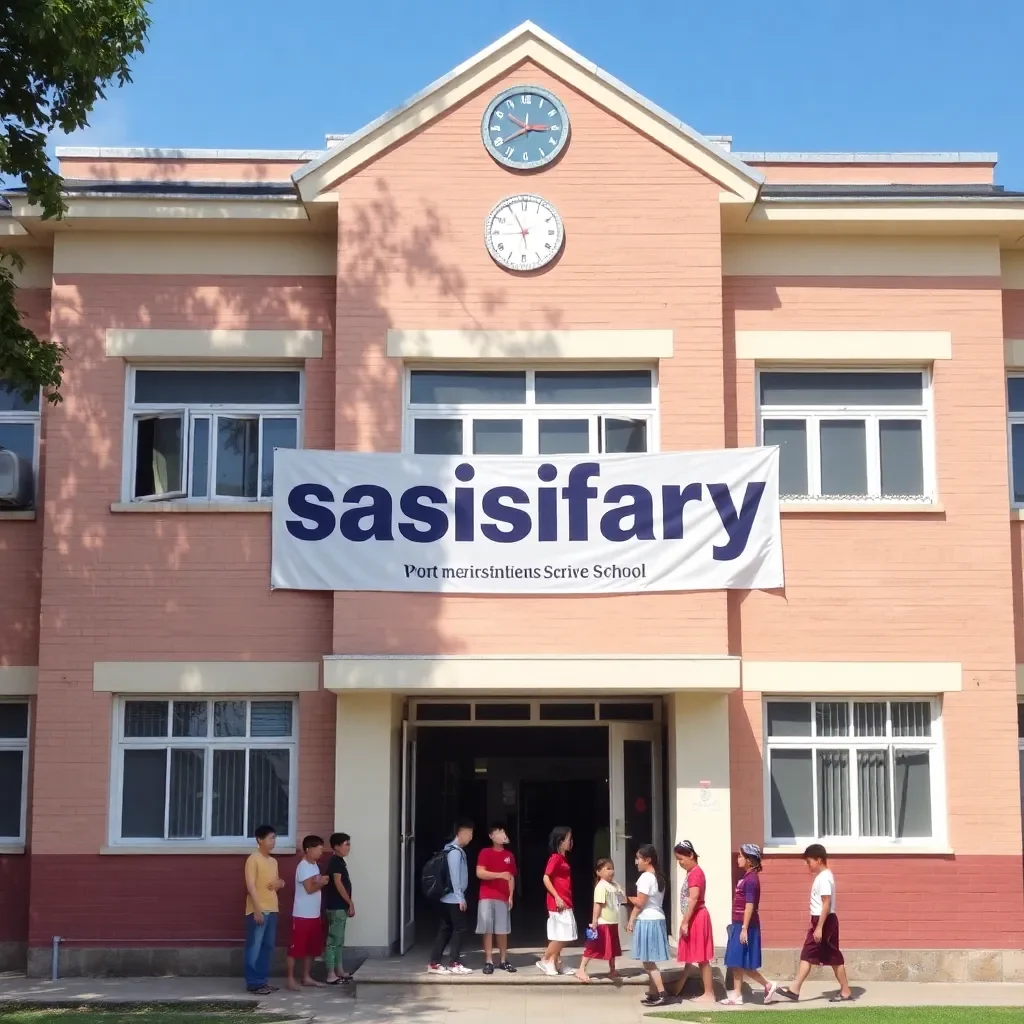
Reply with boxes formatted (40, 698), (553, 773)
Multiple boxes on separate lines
(641, 993), (666, 1006)
(449, 962), (474, 975)
(764, 981), (779, 1004)
(719, 995), (744, 1006)
(537, 959), (558, 977)
(482, 962), (495, 976)
(559, 966), (576, 975)
(427, 963), (450, 975)
(498, 961), (517, 973)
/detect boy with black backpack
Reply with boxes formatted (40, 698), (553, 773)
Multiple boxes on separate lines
(426, 819), (474, 975)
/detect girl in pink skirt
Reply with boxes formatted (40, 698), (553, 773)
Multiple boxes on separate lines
(576, 858), (625, 982)
(669, 840), (715, 1003)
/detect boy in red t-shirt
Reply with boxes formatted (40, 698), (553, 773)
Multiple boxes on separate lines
(475, 824), (518, 975)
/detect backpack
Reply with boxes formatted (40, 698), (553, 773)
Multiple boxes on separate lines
(421, 845), (453, 900)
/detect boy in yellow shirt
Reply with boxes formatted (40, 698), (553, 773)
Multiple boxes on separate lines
(244, 824), (286, 994)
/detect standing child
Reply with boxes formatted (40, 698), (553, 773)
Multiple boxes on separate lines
(627, 844), (670, 1008)
(668, 840), (715, 1003)
(721, 844), (778, 1006)
(777, 844), (854, 1004)
(475, 823), (518, 975)
(427, 819), (475, 975)
(323, 832), (355, 985)
(538, 825), (575, 976)
(576, 858), (625, 983)
(243, 824), (286, 995)
(286, 834), (330, 991)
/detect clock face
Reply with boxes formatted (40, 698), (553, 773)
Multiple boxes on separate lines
(481, 85), (570, 170)
(485, 194), (564, 272)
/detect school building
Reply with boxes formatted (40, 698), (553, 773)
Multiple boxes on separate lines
(1, 21), (1023, 980)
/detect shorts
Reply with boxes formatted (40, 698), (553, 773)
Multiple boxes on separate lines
(476, 898), (511, 935)
(724, 922), (762, 970)
(547, 909), (578, 942)
(800, 914), (844, 967)
(287, 915), (324, 959)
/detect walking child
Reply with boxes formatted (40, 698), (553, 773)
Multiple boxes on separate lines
(286, 834), (330, 991)
(777, 844), (854, 1003)
(576, 858), (625, 983)
(721, 844), (778, 1006)
(667, 840), (715, 1003)
(626, 844), (670, 1007)
(538, 825), (575, 976)
(475, 823), (518, 975)
(323, 832), (355, 985)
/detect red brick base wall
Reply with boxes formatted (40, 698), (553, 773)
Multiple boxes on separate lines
(0, 855), (30, 943)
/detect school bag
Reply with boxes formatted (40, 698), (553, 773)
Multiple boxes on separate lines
(420, 845), (452, 900)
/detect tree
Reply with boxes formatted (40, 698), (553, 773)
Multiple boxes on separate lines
(0, 0), (151, 402)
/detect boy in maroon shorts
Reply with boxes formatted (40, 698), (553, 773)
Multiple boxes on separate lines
(286, 835), (329, 991)
(777, 844), (854, 1003)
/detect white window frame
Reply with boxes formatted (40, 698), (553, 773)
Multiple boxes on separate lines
(120, 365), (304, 504)
(107, 696), (298, 849)
(1007, 374), (1024, 507)
(755, 367), (936, 504)
(402, 365), (660, 455)
(0, 384), (41, 506)
(762, 697), (947, 850)
(0, 699), (30, 845)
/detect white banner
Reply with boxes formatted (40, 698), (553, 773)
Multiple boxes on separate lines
(270, 448), (783, 594)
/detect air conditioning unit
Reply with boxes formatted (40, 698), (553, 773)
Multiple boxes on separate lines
(0, 450), (33, 508)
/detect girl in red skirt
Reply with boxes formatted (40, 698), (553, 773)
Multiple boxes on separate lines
(576, 858), (625, 982)
(667, 840), (716, 1003)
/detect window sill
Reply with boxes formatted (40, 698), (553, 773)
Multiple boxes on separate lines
(101, 844), (296, 856)
(110, 502), (271, 514)
(765, 844), (952, 857)
(0, 510), (36, 521)
(0, 843), (26, 855)
(781, 502), (943, 515)
(1012, 508), (1024, 521)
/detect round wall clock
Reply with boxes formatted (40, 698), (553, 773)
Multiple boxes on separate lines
(485, 194), (564, 272)
(481, 85), (570, 170)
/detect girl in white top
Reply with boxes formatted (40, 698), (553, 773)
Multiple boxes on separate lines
(626, 844), (670, 1007)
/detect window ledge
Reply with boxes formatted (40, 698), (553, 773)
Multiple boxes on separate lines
(0, 510), (36, 521)
(781, 502), (943, 515)
(765, 844), (952, 857)
(1012, 508), (1024, 521)
(110, 502), (271, 514)
(0, 843), (26, 855)
(101, 844), (296, 856)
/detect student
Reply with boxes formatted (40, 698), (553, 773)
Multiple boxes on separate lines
(243, 824), (285, 995)
(576, 858), (624, 983)
(538, 825), (575, 976)
(777, 844), (854, 1003)
(475, 823), (518, 975)
(667, 840), (715, 1003)
(626, 844), (670, 1007)
(427, 819), (474, 975)
(286, 834), (330, 991)
(323, 832), (355, 985)
(722, 844), (778, 1006)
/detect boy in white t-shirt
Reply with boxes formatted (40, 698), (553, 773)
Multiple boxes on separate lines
(286, 835), (329, 991)
(777, 844), (854, 1003)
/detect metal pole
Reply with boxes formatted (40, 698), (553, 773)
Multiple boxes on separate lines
(51, 936), (61, 981)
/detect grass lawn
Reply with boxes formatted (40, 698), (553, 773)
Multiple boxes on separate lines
(0, 1008), (294, 1024)
(651, 1010), (1024, 1023)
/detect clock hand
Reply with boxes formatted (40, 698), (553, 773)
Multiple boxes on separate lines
(501, 128), (528, 143)
(526, 123), (549, 132)
(507, 114), (527, 128)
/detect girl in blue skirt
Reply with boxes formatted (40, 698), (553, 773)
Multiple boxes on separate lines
(626, 844), (670, 1007)
(722, 844), (778, 1006)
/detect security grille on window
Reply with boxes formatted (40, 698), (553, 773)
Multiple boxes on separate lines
(0, 701), (29, 843)
(405, 369), (656, 455)
(765, 699), (941, 846)
(125, 369), (302, 502)
(0, 380), (40, 508)
(758, 371), (932, 502)
(1007, 378), (1024, 505)
(112, 698), (295, 845)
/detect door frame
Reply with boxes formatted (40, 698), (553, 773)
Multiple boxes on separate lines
(398, 720), (417, 955)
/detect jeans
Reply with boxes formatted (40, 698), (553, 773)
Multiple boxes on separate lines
(244, 911), (278, 989)
(430, 903), (469, 965)
(324, 909), (349, 972)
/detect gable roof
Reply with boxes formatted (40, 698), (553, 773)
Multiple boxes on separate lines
(293, 21), (764, 202)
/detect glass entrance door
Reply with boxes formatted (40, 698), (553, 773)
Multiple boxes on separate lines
(399, 721), (417, 954)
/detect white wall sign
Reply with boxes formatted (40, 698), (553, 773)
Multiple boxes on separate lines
(271, 448), (783, 594)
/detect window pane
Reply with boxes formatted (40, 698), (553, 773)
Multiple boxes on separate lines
(0, 381), (40, 413)
(121, 749), (167, 838)
(892, 701), (932, 738)
(415, 703), (471, 721)
(214, 700), (246, 737)
(248, 749), (289, 835)
(212, 749), (245, 836)
(817, 749), (851, 836)
(604, 418), (647, 454)
(761, 419), (807, 495)
(1008, 377), (1024, 414)
(474, 703), (531, 721)
(0, 702), (28, 739)
(414, 419), (462, 455)
(857, 750), (892, 838)
(760, 372), (923, 407)
(539, 703), (596, 721)
(599, 702), (655, 721)
(261, 418), (298, 497)
(215, 417), (259, 498)
(767, 701), (812, 737)
(172, 701), (208, 738)
(820, 420), (867, 496)
(0, 750), (23, 837)
(894, 750), (932, 838)
(854, 702), (886, 738)
(250, 701), (293, 737)
(168, 748), (204, 839)
(410, 371), (526, 405)
(0, 422), (35, 465)
(473, 419), (523, 455)
(134, 370), (300, 405)
(769, 749), (813, 839)
(539, 419), (589, 454)
(134, 416), (183, 498)
(1012, 424), (1024, 505)
(190, 417), (210, 498)
(1018, 703), (1024, 739)
(124, 701), (169, 738)
(880, 420), (924, 497)
(815, 702), (849, 738)
(535, 370), (652, 405)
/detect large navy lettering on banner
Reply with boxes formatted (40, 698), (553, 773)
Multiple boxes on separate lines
(270, 449), (783, 594)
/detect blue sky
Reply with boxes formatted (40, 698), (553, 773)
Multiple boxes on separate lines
(54, 0), (1024, 184)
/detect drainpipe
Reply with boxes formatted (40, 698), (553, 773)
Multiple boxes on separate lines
(51, 935), (62, 981)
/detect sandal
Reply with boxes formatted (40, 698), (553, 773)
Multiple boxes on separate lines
(776, 986), (800, 1001)
(830, 993), (856, 1003)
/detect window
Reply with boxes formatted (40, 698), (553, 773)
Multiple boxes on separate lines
(0, 701), (29, 843)
(1018, 703), (1023, 827)
(124, 368), (302, 502)
(764, 698), (943, 847)
(757, 370), (933, 503)
(111, 697), (296, 846)
(1007, 378), (1024, 505)
(405, 369), (657, 455)
(0, 380), (41, 507)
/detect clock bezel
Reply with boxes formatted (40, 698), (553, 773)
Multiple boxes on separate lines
(484, 193), (565, 273)
(480, 84), (571, 171)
